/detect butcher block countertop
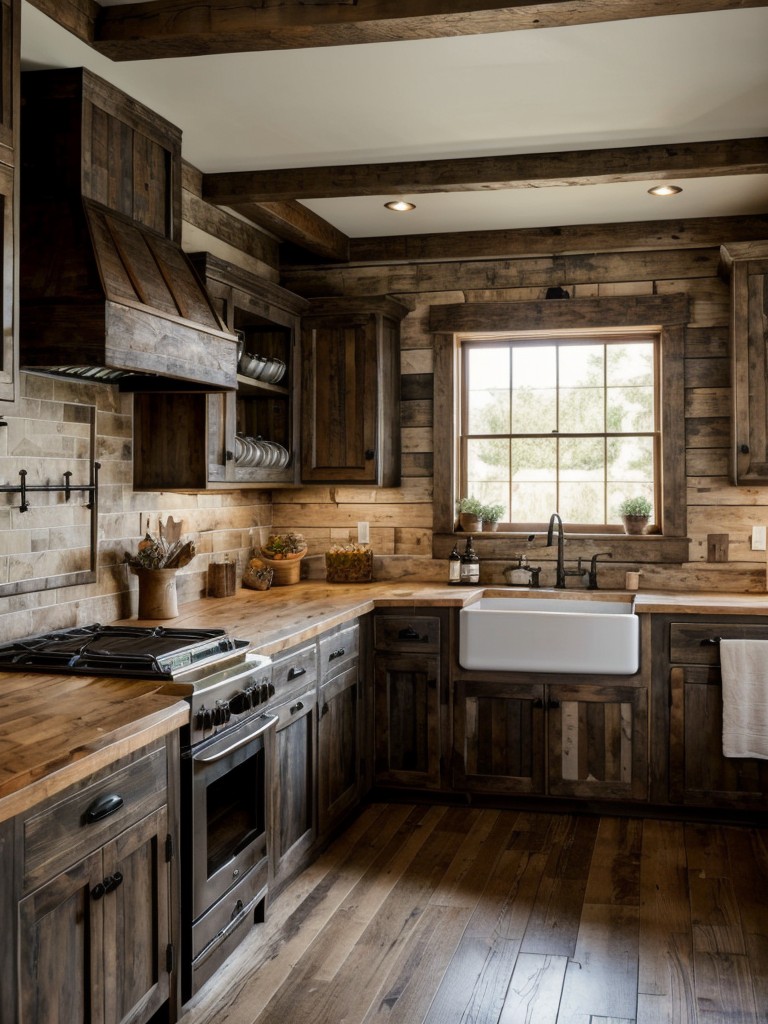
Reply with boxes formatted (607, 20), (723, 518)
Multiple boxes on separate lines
(3, 580), (768, 823)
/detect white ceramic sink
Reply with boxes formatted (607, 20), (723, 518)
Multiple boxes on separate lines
(459, 595), (639, 675)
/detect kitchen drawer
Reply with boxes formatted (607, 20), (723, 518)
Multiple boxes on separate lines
(319, 622), (359, 680)
(273, 686), (316, 728)
(271, 643), (317, 702)
(22, 743), (167, 892)
(374, 614), (440, 652)
(669, 621), (768, 665)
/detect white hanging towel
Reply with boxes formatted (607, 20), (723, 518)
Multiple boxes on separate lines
(720, 639), (768, 759)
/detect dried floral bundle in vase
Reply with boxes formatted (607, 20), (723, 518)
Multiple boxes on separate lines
(325, 542), (373, 583)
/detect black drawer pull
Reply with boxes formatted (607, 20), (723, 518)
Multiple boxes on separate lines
(548, 699), (561, 710)
(288, 666), (307, 680)
(701, 636), (722, 645)
(532, 698), (544, 709)
(398, 626), (424, 641)
(91, 883), (106, 901)
(84, 793), (124, 824)
(290, 701), (304, 715)
(329, 648), (346, 661)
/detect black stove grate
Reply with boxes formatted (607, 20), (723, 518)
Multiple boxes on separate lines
(0, 623), (246, 678)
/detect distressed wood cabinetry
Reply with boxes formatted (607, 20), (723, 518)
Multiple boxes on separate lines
(133, 256), (307, 491)
(5, 736), (180, 1024)
(301, 296), (408, 486)
(721, 241), (768, 485)
(650, 614), (768, 808)
(372, 611), (446, 789)
(269, 642), (318, 894)
(0, 0), (18, 402)
(317, 622), (363, 838)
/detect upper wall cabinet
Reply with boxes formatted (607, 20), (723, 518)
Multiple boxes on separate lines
(301, 296), (409, 487)
(721, 241), (768, 485)
(133, 254), (308, 491)
(0, 0), (19, 403)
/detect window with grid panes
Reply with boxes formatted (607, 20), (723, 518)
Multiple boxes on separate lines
(460, 331), (659, 530)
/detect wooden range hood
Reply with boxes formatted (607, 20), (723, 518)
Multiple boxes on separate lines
(20, 196), (238, 389)
(19, 66), (238, 391)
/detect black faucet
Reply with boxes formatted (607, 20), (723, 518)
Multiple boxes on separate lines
(546, 512), (583, 589)
(587, 552), (612, 590)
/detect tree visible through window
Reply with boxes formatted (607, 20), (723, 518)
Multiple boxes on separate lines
(460, 332), (658, 527)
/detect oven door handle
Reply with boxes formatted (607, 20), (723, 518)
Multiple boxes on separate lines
(193, 713), (278, 764)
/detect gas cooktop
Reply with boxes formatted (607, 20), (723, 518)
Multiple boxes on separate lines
(0, 623), (249, 678)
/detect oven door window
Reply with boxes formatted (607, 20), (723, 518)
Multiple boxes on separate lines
(205, 745), (265, 876)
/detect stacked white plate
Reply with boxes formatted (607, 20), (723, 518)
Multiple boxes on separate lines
(237, 349), (287, 384)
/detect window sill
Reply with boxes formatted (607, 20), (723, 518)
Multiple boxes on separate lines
(433, 530), (688, 565)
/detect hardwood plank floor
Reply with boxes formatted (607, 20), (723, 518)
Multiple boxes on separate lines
(179, 804), (768, 1024)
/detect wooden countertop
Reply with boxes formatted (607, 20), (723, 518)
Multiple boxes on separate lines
(3, 580), (768, 823)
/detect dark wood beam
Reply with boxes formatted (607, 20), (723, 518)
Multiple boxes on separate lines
(26, 0), (98, 44)
(74, 0), (768, 61)
(338, 214), (768, 264)
(229, 200), (350, 262)
(202, 138), (768, 204)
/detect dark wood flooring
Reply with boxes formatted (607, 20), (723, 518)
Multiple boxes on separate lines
(180, 803), (768, 1024)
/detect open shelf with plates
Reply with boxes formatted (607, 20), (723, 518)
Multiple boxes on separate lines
(133, 254), (307, 491)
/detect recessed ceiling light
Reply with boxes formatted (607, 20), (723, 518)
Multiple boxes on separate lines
(647, 184), (683, 197)
(384, 200), (416, 212)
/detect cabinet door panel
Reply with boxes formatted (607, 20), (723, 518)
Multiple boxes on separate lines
(271, 691), (316, 889)
(103, 806), (170, 1024)
(374, 653), (440, 787)
(547, 685), (647, 801)
(453, 681), (545, 795)
(669, 666), (768, 807)
(318, 664), (360, 836)
(18, 849), (105, 1024)
(727, 249), (768, 483)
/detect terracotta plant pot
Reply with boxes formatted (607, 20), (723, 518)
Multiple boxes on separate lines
(482, 521), (499, 532)
(622, 515), (649, 536)
(458, 513), (483, 532)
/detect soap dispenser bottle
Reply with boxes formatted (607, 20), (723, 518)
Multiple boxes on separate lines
(448, 543), (462, 585)
(460, 536), (480, 584)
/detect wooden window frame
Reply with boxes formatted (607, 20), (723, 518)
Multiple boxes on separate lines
(430, 294), (689, 560)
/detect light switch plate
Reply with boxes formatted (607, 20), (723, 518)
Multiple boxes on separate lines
(752, 525), (767, 551)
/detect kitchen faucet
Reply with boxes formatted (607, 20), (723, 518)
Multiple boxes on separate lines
(546, 512), (583, 588)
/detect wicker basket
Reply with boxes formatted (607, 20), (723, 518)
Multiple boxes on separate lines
(325, 549), (373, 583)
(259, 555), (302, 585)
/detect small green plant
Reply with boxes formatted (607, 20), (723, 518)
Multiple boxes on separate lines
(479, 502), (505, 523)
(456, 496), (484, 517)
(618, 496), (652, 518)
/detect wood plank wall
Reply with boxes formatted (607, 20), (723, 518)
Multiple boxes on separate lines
(279, 243), (768, 592)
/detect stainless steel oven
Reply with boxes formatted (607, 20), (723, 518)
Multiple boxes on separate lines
(0, 624), (276, 1003)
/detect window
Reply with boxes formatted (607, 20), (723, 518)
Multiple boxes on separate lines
(429, 294), (690, 549)
(460, 331), (659, 528)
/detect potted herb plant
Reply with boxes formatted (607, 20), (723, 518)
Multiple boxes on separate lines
(617, 496), (652, 535)
(479, 502), (505, 532)
(456, 496), (484, 532)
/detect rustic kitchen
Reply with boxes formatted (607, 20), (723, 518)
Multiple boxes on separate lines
(2, 3), (768, 1023)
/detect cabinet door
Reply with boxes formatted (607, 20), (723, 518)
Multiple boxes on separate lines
(374, 651), (441, 788)
(302, 313), (379, 484)
(18, 848), (105, 1024)
(271, 689), (317, 892)
(669, 666), (768, 808)
(103, 806), (171, 1024)
(0, 0), (19, 167)
(0, 161), (16, 402)
(727, 248), (768, 484)
(547, 684), (648, 801)
(452, 679), (545, 795)
(317, 663), (360, 837)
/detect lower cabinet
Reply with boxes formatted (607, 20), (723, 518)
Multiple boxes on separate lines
(453, 674), (648, 802)
(9, 736), (179, 1024)
(655, 616), (768, 809)
(317, 624), (363, 839)
(269, 643), (318, 894)
(18, 805), (171, 1024)
(372, 611), (446, 790)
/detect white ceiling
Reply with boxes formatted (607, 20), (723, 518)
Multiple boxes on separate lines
(20, 2), (768, 239)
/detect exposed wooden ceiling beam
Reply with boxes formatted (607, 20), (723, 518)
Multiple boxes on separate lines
(337, 213), (768, 264)
(25, 0), (98, 45)
(228, 200), (350, 262)
(202, 138), (768, 205)
(30, 0), (767, 61)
